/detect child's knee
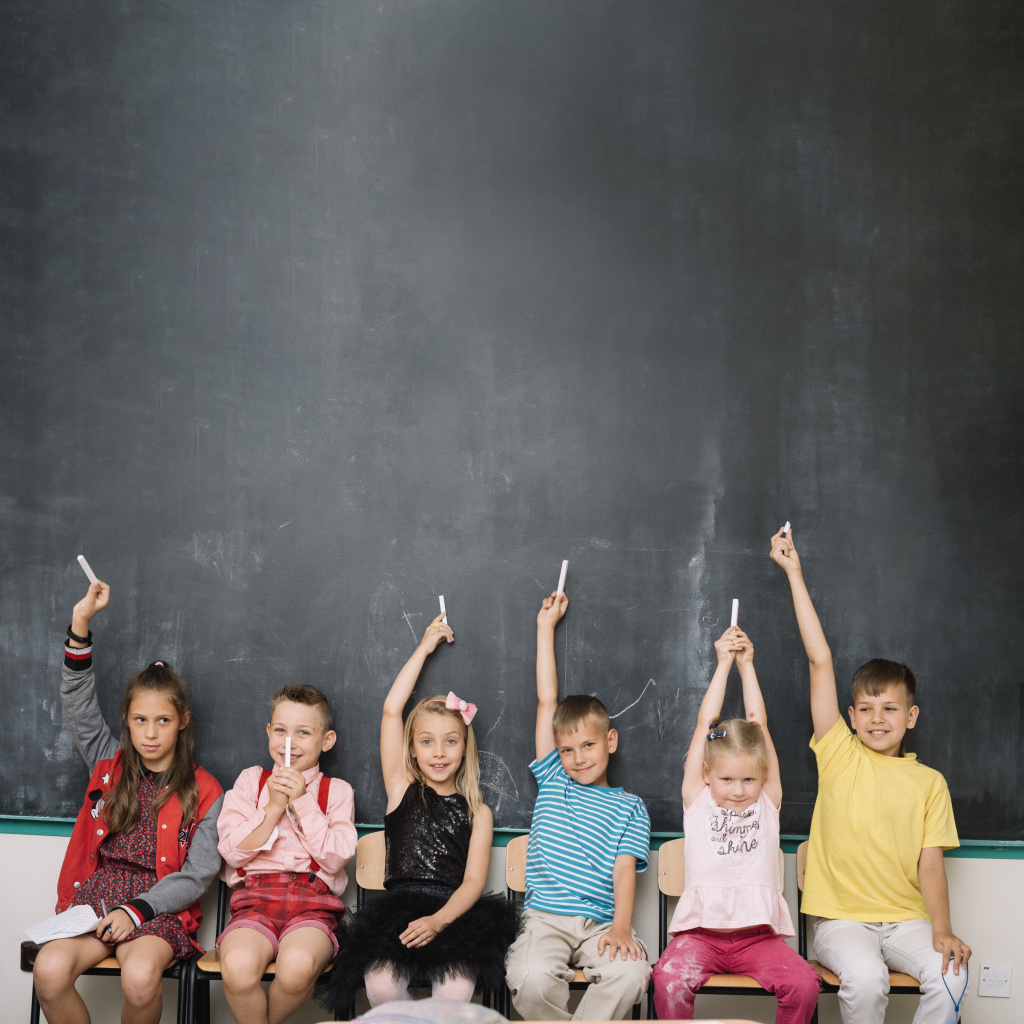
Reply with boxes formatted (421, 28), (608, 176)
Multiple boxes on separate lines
(33, 945), (75, 995)
(273, 948), (323, 993)
(220, 942), (271, 988)
(597, 952), (651, 997)
(119, 958), (164, 1005)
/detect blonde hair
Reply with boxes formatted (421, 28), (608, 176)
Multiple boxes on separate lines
(704, 718), (769, 778)
(403, 696), (482, 817)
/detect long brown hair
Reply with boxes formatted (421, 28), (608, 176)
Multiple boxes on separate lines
(402, 696), (482, 817)
(102, 662), (198, 835)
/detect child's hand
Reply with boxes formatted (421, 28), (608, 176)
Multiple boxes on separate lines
(713, 627), (743, 665)
(399, 914), (443, 948)
(769, 528), (802, 574)
(733, 627), (754, 667)
(537, 591), (568, 630)
(72, 582), (110, 630)
(933, 930), (972, 975)
(596, 923), (641, 962)
(95, 907), (135, 944)
(269, 766), (307, 802)
(418, 613), (453, 652)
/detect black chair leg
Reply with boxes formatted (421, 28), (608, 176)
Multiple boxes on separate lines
(30, 985), (41, 1024)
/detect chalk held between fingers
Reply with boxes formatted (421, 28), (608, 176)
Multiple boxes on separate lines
(77, 555), (99, 585)
(783, 521), (791, 536)
(285, 736), (291, 768)
(556, 559), (569, 595)
(730, 599), (739, 628)
(439, 595), (447, 625)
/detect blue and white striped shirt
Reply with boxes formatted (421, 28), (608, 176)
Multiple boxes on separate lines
(524, 748), (650, 923)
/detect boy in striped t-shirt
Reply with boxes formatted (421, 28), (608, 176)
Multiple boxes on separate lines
(505, 590), (651, 1021)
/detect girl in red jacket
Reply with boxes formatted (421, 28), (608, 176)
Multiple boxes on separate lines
(32, 580), (223, 1024)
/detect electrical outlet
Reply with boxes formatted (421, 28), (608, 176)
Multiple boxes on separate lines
(977, 963), (1011, 998)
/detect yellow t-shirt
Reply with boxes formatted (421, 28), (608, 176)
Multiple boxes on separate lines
(803, 718), (959, 922)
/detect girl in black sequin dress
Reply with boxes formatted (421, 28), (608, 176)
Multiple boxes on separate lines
(325, 612), (516, 1012)
(32, 580), (223, 1024)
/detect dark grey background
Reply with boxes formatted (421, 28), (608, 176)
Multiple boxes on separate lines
(2, 2), (1021, 837)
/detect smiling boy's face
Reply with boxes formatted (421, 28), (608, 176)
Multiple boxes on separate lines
(848, 685), (919, 757)
(267, 700), (335, 772)
(555, 716), (618, 787)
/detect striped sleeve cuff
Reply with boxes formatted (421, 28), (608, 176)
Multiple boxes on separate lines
(123, 900), (153, 925)
(64, 643), (93, 670)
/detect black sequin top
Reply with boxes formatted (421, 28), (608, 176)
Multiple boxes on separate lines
(384, 783), (472, 891)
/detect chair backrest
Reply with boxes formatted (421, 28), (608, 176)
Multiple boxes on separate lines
(658, 837), (786, 897)
(657, 837), (686, 896)
(796, 840), (808, 892)
(505, 834), (529, 895)
(356, 830), (387, 891)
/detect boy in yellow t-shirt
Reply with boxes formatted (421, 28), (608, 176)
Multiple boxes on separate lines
(771, 529), (970, 1024)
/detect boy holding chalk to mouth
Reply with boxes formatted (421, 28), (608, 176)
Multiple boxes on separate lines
(216, 687), (357, 1024)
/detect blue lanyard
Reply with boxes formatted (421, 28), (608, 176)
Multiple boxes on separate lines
(942, 961), (968, 1019)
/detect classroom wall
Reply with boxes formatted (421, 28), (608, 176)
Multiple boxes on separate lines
(4, 832), (1019, 1023)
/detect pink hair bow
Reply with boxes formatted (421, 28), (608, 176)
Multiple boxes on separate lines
(446, 691), (478, 725)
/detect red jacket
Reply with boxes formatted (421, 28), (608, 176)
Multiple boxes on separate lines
(57, 750), (222, 938)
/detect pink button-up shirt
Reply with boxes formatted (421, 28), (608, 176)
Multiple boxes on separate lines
(217, 764), (357, 896)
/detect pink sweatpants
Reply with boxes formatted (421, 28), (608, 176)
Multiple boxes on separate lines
(653, 925), (821, 1024)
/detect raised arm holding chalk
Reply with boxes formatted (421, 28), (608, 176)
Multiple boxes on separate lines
(535, 589), (569, 761)
(69, 581), (111, 646)
(769, 527), (840, 740)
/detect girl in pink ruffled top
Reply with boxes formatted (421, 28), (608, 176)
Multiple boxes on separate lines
(652, 625), (821, 1024)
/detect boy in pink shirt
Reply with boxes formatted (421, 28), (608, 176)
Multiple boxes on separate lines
(217, 685), (357, 1024)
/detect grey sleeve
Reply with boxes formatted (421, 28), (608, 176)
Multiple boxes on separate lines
(133, 794), (225, 919)
(61, 660), (119, 770)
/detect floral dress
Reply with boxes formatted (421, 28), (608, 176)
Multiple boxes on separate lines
(68, 769), (195, 960)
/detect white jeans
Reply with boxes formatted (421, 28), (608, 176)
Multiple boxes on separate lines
(813, 918), (967, 1024)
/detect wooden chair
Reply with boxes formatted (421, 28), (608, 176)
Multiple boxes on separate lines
(351, 830), (506, 1016)
(187, 872), (341, 1024)
(504, 834), (642, 1020)
(796, 841), (921, 1024)
(650, 836), (788, 1019)
(20, 939), (192, 1024)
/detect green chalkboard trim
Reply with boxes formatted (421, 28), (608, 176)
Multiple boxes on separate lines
(3, 816), (1023, 858)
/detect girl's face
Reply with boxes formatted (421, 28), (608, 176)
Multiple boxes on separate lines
(126, 691), (189, 773)
(703, 753), (764, 812)
(411, 712), (465, 795)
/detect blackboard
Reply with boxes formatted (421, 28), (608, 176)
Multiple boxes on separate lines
(2, 1), (1021, 840)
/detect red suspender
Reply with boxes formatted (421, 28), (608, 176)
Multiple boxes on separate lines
(239, 772), (332, 876)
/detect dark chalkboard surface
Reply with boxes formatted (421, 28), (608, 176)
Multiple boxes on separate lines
(2, 2), (1022, 839)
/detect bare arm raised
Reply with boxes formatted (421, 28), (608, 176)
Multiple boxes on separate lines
(381, 613), (453, 810)
(734, 629), (782, 808)
(770, 528), (841, 740)
(682, 628), (736, 808)
(535, 591), (568, 762)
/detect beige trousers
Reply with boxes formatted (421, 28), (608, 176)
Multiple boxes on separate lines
(505, 909), (651, 1021)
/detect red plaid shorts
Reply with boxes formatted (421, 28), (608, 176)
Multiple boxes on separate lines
(217, 872), (345, 955)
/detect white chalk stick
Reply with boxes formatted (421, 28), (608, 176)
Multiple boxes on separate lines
(783, 521), (791, 536)
(439, 595), (447, 625)
(77, 555), (99, 585)
(285, 737), (291, 768)
(730, 599), (739, 627)
(556, 560), (569, 595)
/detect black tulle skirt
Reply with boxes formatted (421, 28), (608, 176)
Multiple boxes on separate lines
(322, 882), (518, 1012)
